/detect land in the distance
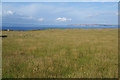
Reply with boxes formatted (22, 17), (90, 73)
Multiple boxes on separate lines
(2, 23), (118, 27)
(67, 24), (117, 27)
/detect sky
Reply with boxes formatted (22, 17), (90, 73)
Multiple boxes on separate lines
(2, 2), (118, 25)
(2, 0), (120, 2)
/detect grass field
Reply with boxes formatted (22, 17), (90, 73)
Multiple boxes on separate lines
(2, 29), (118, 78)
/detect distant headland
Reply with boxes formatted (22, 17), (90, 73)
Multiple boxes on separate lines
(67, 24), (118, 27)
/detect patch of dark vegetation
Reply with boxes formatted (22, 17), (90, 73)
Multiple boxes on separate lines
(0, 35), (7, 38)
(2, 30), (14, 31)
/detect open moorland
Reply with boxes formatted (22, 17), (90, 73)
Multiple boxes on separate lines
(2, 29), (118, 78)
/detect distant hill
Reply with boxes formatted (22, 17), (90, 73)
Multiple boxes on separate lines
(67, 24), (118, 27)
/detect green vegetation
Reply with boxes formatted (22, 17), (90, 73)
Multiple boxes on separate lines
(2, 29), (118, 78)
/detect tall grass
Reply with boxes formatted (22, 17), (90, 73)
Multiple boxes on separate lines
(2, 29), (118, 78)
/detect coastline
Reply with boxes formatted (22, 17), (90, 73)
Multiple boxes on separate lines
(2, 27), (119, 31)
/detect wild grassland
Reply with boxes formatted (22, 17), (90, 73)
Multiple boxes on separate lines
(2, 29), (118, 78)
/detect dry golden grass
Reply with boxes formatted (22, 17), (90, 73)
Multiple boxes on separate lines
(2, 29), (118, 78)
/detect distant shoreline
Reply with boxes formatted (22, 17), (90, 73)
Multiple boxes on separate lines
(67, 24), (118, 27)
(1, 26), (118, 31)
(2, 28), (119, 31)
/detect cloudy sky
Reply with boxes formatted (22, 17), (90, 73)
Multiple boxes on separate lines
(2, 2), (118, 25)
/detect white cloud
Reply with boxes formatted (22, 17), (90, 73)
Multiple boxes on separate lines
(87, 15), (93, 17)
(56, 17), (72, 22)
(38, 18), (44, 21)
(6, 10), (14, 15)
(116, 12), (120, 16)
(22, 16), (35, 20)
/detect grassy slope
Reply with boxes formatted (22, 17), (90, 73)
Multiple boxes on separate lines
(2, 29), (118, 78)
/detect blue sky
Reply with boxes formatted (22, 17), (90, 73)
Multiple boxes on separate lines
(2, 0), (119, 2)
(2, 2), (118, 25)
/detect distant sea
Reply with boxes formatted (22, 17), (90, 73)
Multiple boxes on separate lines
(2, 26), (118, 31)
